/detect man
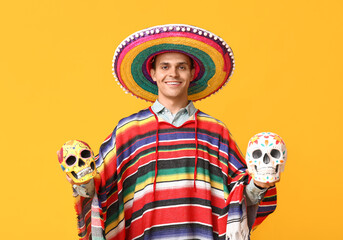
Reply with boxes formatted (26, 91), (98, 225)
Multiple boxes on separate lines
(68, 24), (277, 240)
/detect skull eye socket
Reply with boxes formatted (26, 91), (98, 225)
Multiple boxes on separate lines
(81, 149), (91, 158)
(66, 156), (76, 166)
(252, 150), (262, 159)
(271, 149), (281, 158)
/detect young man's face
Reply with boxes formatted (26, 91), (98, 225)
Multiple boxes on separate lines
(150, 52), (195, 103)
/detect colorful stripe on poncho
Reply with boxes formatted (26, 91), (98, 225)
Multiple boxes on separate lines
(74, 108), (277, 240)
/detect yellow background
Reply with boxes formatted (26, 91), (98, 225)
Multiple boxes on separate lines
(1, 0), (342, 239)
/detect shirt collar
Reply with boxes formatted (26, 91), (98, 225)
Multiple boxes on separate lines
(151, 100), (197, 116)
(151, 100), (166, 114)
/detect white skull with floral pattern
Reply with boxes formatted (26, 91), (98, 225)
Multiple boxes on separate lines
(246, 132), (287, 183)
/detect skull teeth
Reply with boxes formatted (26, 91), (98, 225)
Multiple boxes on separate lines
(72, 167), (93, 179)
(254, 166), (279, 174)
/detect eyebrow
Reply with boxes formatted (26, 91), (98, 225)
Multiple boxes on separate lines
(158, 61), (189, 65)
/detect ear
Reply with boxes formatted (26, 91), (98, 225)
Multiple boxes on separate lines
(150, 69), (156, 82)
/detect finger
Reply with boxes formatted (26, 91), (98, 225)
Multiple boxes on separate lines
(254, 179), (276, 189)
(245, 169), (251, 176)
(66, 175), (75, 185)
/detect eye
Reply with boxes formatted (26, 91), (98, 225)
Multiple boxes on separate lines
(252, 150), (262, 159)
(161, 65), (168, 70)
(66, 156), (76, 166)
(179, 66), (186, 70)
(81, 149), (91, 158)
(271, 149), (281, 158)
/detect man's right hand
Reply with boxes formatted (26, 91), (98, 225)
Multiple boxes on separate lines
(67, 175), (95, 198)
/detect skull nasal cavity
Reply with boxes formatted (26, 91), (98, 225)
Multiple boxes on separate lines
(78, 159), (85, 167)
(263, 154), (270, 164)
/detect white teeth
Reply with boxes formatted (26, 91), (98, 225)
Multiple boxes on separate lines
(166, 82), (180, 85)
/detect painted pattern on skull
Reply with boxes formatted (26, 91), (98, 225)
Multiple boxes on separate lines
(246, 132), (287, 183)
(57, 140), (97, 184)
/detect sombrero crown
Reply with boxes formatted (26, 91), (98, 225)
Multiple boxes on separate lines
(112, 24), (235, 102)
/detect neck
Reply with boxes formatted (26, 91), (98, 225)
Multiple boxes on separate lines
(157, 97), (189, 114)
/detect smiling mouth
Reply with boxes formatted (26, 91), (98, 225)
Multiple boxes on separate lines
(165, 81), (181, 85)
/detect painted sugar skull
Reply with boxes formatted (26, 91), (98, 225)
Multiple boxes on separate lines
(57, 140), (96, 184)
(246, 132), (287, 183)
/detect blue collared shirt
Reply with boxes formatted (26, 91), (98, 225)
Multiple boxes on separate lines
(151, 100), (198, 127)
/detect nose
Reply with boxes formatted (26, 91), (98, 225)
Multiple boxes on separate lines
(263, 154), (270, 164)
(78, 158), (85, 167)
(168, 67), (179, 78)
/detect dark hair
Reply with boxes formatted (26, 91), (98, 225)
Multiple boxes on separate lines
(150, 54), (195, 70)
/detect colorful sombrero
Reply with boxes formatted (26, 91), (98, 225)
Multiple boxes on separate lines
(112, 24), (235, 102)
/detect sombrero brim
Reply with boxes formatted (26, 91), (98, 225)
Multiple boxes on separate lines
(112, 24), (235, 102)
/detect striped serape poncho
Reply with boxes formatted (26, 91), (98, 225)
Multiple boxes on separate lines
(74, 108), (277, 240)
